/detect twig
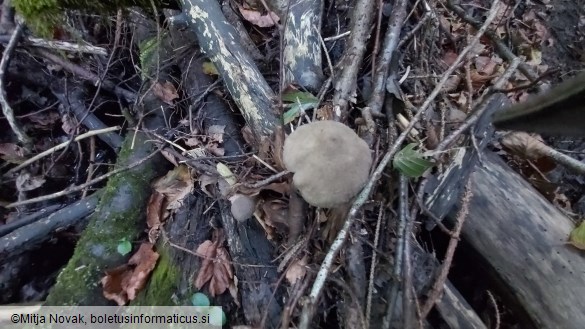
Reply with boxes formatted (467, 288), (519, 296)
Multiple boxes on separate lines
(368, 0), (409, 116)
(242, 170), (289, 189)
(35, 49), (136, 102)
(486, 290), (501, 329)
(0, 23), (30, 147)
(332, 0), (377, 118)
(5, 126), (121, 176)
(397, 8), (431, 49)
(432, 57), (520, 153)
(403, 180), (416, 329)
(420, 179), (473, 318)
(365, 205), (384, 329)
(0, 36), (108, 55)
(382, 175), (408, 329)
(5, 148), (158, 208)
(298, 2), (501, 327)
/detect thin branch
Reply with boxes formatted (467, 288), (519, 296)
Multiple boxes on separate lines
(0, 23), (30, 147)
(5, 126), (121, 176)
(420, 178), (473, 318)
(6, 148), (159, 208)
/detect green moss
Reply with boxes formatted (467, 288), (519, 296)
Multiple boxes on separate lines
(139, 36), (161, 79)
(132, 248), (181, 305)
(13, 0), (174, 37)
(46, 134), (159, 305)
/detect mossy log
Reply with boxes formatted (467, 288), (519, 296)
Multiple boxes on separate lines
(45, 18), (172, 303)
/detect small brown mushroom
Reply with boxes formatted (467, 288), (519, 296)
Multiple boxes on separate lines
(283, 120), (372, 208)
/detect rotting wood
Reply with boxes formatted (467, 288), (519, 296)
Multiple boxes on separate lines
(426, 149), (585, 329)
(178, 0), (281, 140)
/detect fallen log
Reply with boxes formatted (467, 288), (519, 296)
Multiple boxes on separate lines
(426, 130), (585, 328)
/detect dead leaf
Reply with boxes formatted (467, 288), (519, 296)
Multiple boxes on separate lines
(125, 243), (160, 300)
(101, 243), (159, 305)
(229, 275), (240, 307)
(185, 138), (202, 147)
(161, 149), (178, 166)
(206, 143), (225, 157)
(239, 7), (280, 27)
(199, 174), (218, 197)
(0, 143), (26, 163)
(27, 111), (60, 128)
(501, 132), (548, 160)
(101, 264), (133, 306)
(261, 198), (289, 229)
(15, 172), (45, 192)
(146, 191), (166, 230)
(153, 165), (194, 210)
(194, 230), (234, 297)
(285, 256), (308, 284)
(207, 125), (225, 143)
(61, 114), (77, 135)
(152, 81), (179, 105)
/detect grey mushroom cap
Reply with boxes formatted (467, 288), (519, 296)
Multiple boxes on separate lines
(283, 120), (372, 208)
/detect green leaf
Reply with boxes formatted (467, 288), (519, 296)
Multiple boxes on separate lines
(281, 91), (318, 103)
(569, 221), (585, 250)
(393, 143), (434, 178)
(117, 239), (132, 256)
(281, 91), (318, 124)
(191, 292), (210, 306)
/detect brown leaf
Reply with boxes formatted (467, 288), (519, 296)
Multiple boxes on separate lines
(125, 243), (160, 300)
(195, 240), (217, 290)
(101, 264), (132, 306)
(28, 111), (60, 128)
(285, 256), (308, 284)
(501, 132), (548, 160)
(261, 198), (289, 229)
(160, 149), (178, 166)
(194, 230), (234, 297)
(146, 191), (165, 230)
(152, 81), (179, 105)
(239, 7), (280, 27)
(153, 165), (194, 210)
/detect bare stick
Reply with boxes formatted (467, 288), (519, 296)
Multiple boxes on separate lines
(420, 179), (473, 318)
(5, 148), (157, 208)
(432, 57), (520, 153)
(0, 23), (30, 146)
(298, 2), (501, 327)
(5, 126), (121, 176)
(368, 0), (409, 116)
(331, 0), (377, 118)
(365, 205), (384, 329)
(382, 175), (408, 329)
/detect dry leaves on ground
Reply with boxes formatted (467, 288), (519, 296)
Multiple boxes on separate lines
(101, 243), (160, 305)
(194, 229), (235, 298)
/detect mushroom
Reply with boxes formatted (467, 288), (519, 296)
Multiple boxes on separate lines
(283, 120), (372, 208)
